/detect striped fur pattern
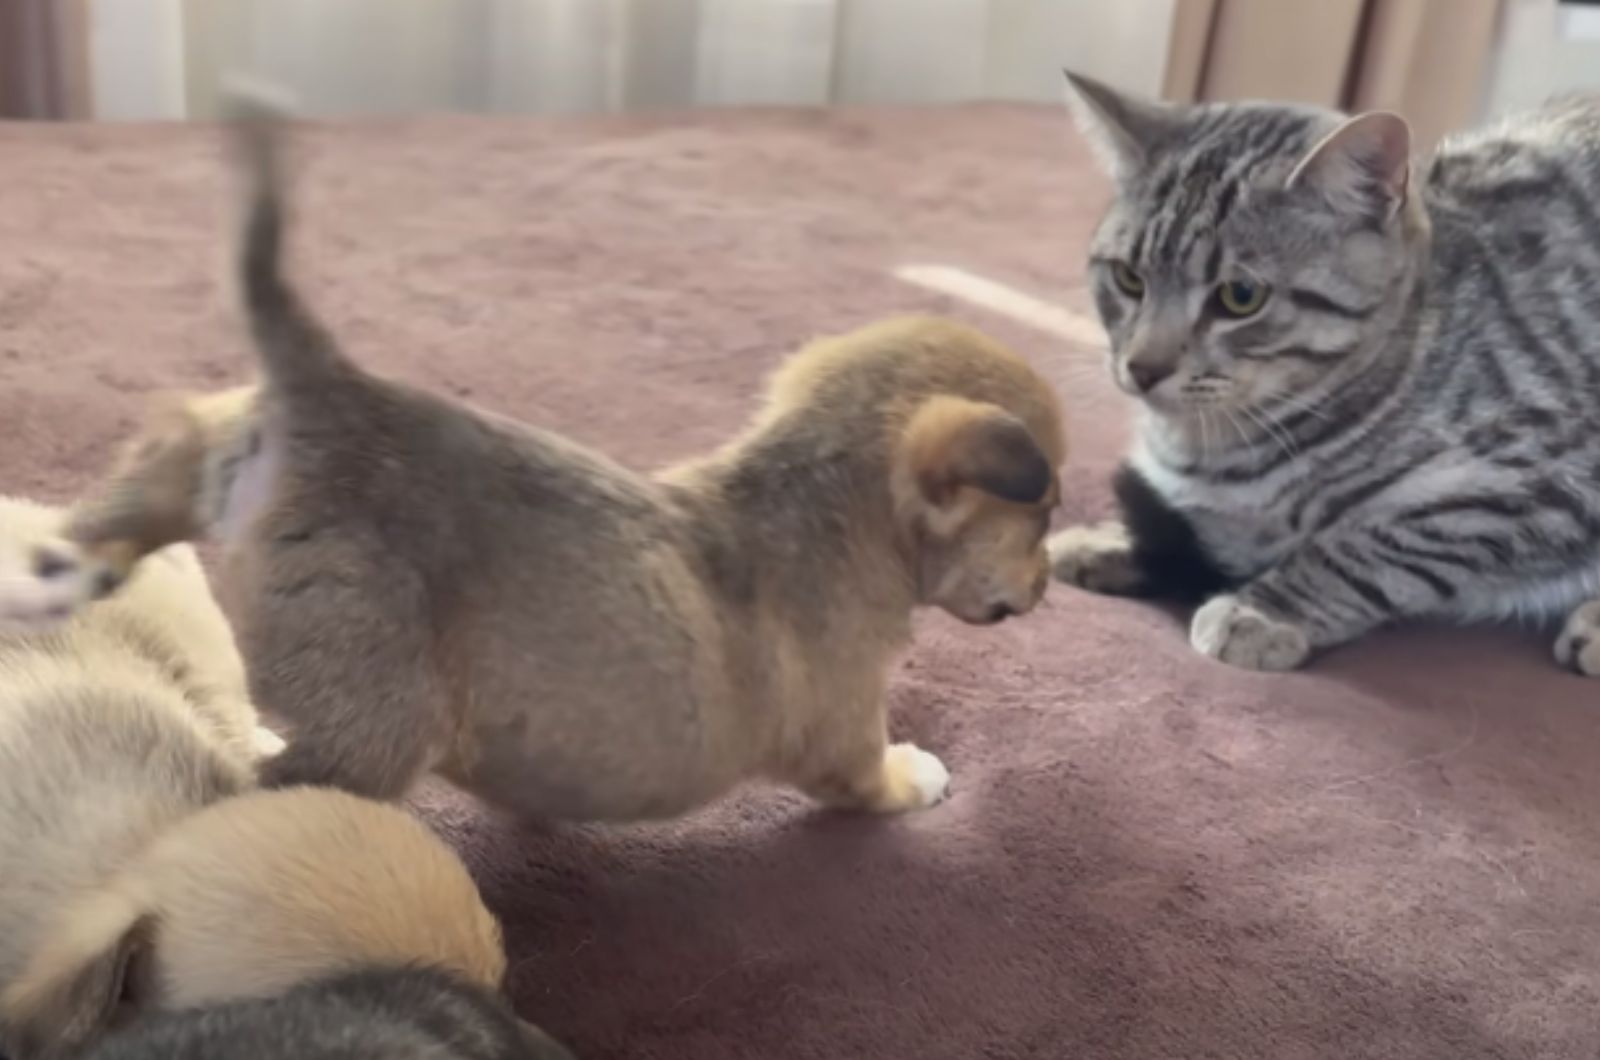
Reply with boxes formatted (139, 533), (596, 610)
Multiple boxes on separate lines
(1049, 72), (1600, 673)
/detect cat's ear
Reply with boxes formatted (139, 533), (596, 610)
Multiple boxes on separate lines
(1062, 70), (1174, 180)
(1286, 111), (1412, 222)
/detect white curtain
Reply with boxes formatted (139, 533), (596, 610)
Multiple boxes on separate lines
(87, 0), (1180, 120)
(1483, 0), (1600, 120)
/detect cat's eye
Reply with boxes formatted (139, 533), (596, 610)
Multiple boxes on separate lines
(1215, 279), (1270, 318)
(1109, 261), (1145, 299)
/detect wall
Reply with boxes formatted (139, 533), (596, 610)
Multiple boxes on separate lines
(1482, 0), (1600, 119)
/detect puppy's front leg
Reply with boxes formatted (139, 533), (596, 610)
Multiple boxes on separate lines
(791, 716), (951, 813)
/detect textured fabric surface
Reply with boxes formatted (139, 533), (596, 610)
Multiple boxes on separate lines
(2, 107), (1598, 1060)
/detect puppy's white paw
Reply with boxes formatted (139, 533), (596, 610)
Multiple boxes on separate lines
(1554, 600), (1600, 676)
(886, 742), (951, 810)
(1047, 522), (1145, 595)
(1190, 594), (1310, 672)
(0, 538), (110, 635)
(250, 726), (288, 759)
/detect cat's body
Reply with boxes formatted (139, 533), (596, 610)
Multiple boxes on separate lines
(1048, 79), (1600, 672)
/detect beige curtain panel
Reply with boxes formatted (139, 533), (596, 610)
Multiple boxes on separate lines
(1164, 0), (1503, 148)
(1158, 0), (1504, 149)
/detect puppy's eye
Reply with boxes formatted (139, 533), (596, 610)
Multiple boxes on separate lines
(1109, 261), (1145, 299)
(1215, 279), (1270, 318)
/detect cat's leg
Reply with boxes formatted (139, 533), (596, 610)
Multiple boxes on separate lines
(1048, 521), (1148, 594)
(1554, 600), (1600, 676)
(1049, 464), (1233, 601)
(1191, 526), (1454, 672)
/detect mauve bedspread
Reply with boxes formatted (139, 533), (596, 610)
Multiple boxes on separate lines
(2, 105), (1597, 1059)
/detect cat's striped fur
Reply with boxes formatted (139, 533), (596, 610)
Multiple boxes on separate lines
(1048, 72), (1600, 673)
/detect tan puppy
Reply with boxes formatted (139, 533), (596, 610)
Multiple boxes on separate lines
(13, 96), (1065, 821)
(1, 788), (506, 1060)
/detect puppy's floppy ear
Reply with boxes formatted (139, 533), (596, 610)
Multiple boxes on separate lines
(1, 893), (156, 1060)
(901, 396), (1053, 507)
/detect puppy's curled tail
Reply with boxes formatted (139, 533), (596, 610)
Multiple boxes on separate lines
(224, 82), (352, 390)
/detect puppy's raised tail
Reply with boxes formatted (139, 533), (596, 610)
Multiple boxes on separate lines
(225, 83), (352, 390)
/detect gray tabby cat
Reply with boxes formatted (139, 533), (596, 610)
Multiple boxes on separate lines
(1047, 71), (1600, 673)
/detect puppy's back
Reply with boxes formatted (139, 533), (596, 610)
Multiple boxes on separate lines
(79, 966), (575, 1060)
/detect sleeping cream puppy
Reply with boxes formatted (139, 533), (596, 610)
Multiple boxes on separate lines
(10, 93), (1066, 822)
(0, 506), (504, 1059)
(78, 965), (575, 1060)
(0, 787), (508, 1060)
(0, 493), (275, 1020)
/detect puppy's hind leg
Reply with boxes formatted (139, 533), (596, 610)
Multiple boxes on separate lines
(785, 709), (951, 814)
(247, 547), (455, 800)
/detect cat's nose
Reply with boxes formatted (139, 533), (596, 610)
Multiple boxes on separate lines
(1127, 359), (1176, 393)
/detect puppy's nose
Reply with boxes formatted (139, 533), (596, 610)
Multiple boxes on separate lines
(1127, 359), (1176, 393)
(985, 602), (1017, 623)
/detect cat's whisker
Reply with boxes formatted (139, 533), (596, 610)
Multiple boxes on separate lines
(1260, 390), (1333, 424)
(1241, 405), (1298, 463)
(1257, 404), (1307, 461)
(1220, 408), (1256, 453)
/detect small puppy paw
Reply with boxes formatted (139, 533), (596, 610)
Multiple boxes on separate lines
(882, 742), (951, 811)
(1190, 594), (1310, 672)
(1554, 600), (1600, 676)
(250, 726), (288, 759)
(1047, 522), (1145, 595)
(0, 538), (119, 635)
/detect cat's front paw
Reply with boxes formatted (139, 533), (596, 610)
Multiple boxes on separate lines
(1190, 594), (1310, 672)
(1554, 600), (1600, 676)
(1047, 522), (1145, 595)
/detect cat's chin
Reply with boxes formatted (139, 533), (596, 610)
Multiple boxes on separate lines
(1137, 396), (1211, 424)
(1136, 403), (1254, 460)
